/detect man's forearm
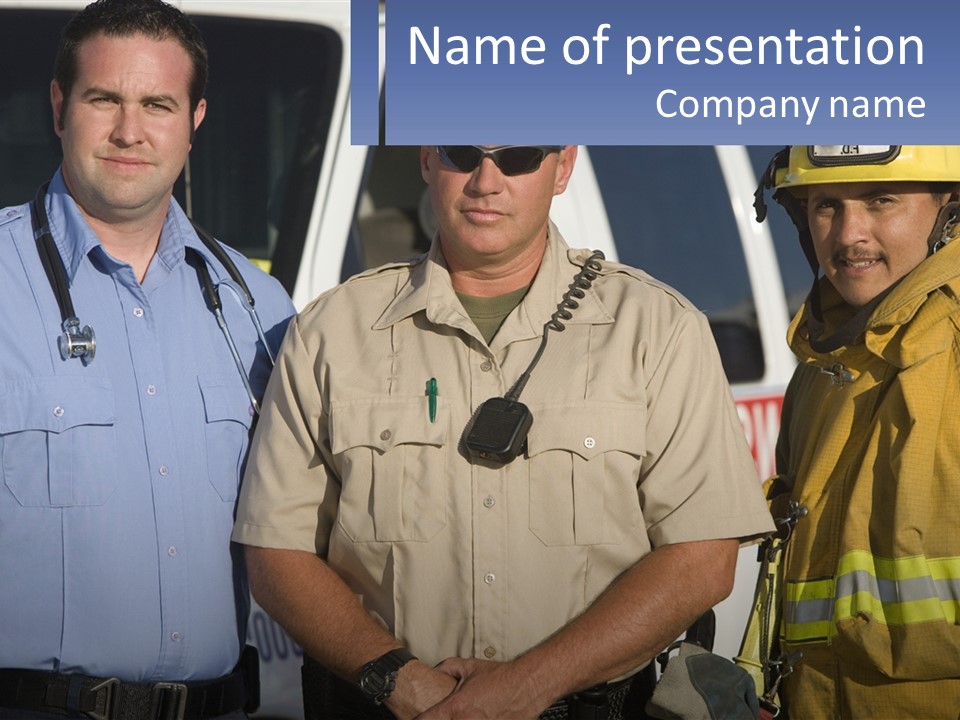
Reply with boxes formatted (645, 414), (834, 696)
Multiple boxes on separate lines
(244, 545), (457, 718)
(515, 538), (738, 704)
(245, 545), (398, 678)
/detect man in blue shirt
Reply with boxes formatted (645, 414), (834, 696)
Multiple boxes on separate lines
(0, 1), (294, 718)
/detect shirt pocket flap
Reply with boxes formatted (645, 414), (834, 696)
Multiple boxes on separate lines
(330, 398), (448, 454)
(198, 375), (254, 428)
(526, 401), (645, 460)
(0, 377), (115, 434)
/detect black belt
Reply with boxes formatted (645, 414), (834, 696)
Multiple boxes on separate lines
(0, 646), (259, 720)
(302, 654), (654, 720)
(539, 664), (656, 720)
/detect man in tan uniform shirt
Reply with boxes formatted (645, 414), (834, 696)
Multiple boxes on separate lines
(233, 145), (774, 719)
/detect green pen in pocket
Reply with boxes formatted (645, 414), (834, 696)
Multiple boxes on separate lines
(427, 377), (438, 423)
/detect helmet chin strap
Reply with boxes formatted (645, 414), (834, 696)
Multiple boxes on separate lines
(754, 147), (820, 277)
(928, 200), (960, 254)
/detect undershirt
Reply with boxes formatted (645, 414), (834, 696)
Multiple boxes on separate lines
(456, 285), (530, 344)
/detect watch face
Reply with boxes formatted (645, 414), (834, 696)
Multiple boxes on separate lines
(360, 670), (387, 695)
(360, 667), (396, 703)
(358, 649), (415, 704)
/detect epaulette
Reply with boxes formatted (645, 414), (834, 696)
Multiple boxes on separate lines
(0, 206), (26, 228)
(297, 252), (429, 317)
(565, 247), (696, 310)
(566, 247), (653, 281)
(344, 253), (427, 282)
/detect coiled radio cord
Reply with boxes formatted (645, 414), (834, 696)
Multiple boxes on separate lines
(505, 250), (605, 402)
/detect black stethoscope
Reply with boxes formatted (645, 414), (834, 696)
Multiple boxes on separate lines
(31, 183), (276, 413)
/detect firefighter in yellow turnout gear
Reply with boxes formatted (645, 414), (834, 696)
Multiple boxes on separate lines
(755, 146), (960, 718)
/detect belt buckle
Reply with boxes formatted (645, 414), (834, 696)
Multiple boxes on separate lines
(151, 682), (188, 720)
(85, 677), (120, 720)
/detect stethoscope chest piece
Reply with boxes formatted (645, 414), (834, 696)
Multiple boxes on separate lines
(32, 182), (99, 366)
(59, 316), (96, 365)
(32, 183), (273, 412)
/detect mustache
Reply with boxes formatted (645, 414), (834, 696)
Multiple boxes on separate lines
(833, 249), (882, 263)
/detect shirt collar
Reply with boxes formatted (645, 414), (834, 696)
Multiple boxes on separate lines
(44, 168), (206, 283)
(371, 240), (461, 332)
(490, 223), (613, 349)
(44, 170), (99, 283)
(373, 221), (614, 342)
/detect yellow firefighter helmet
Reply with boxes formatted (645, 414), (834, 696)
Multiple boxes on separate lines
(775, 145), (960, 193)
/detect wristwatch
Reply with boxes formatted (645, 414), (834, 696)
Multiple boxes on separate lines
(357, 648), (417, 705)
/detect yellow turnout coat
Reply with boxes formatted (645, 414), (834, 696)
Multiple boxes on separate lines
(776, 229), (960, 718)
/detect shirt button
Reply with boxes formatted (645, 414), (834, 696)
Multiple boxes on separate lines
(484, 572), (496, 584)
(53, 406), (65, 418)
(146, 385), (157, 396)
(133, 307), (144, 318)
(483, 496), (496, 508)
(380, 429), (392, 441)
(480, 360), (493, 372)
(584, 436), (596, 449)
(171, 632), (182, 642)
(159, 465), (169, 477)
(167, 546), (178, 557)
(483, 647), (497, 659)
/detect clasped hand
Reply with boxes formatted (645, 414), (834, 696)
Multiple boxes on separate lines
(408, 657), (546, 720)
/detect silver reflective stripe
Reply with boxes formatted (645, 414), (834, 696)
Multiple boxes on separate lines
(784, 556), (960, 644)
(785, 597), (833, 626)
(836, 570), (941, 604)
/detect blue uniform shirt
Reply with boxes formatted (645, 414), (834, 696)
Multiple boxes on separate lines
(0, 171), (294, 681)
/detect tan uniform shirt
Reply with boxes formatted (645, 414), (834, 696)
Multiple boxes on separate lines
(234, 225), (773, 665)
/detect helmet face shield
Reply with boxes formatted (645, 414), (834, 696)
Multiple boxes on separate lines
(775, 145), (960, 193)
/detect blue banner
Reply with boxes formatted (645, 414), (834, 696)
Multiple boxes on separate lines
(352, 0), (957, 144)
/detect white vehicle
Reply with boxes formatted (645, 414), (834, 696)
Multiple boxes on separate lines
(1, 2), (812, 717)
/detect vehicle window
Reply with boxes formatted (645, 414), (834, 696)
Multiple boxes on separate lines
(589, 146), (763, 382)
(747, 145), (812, 315)
(0, 11), (69, 210)
(0, 11), (342, 297)
(343, 145), (431, 282)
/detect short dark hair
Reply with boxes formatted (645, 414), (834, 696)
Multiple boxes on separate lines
(929, 182), (960, 200)
(54, 0), (208, 118)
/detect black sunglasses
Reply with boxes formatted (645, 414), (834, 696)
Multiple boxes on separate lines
(435, 145), (562, 176)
